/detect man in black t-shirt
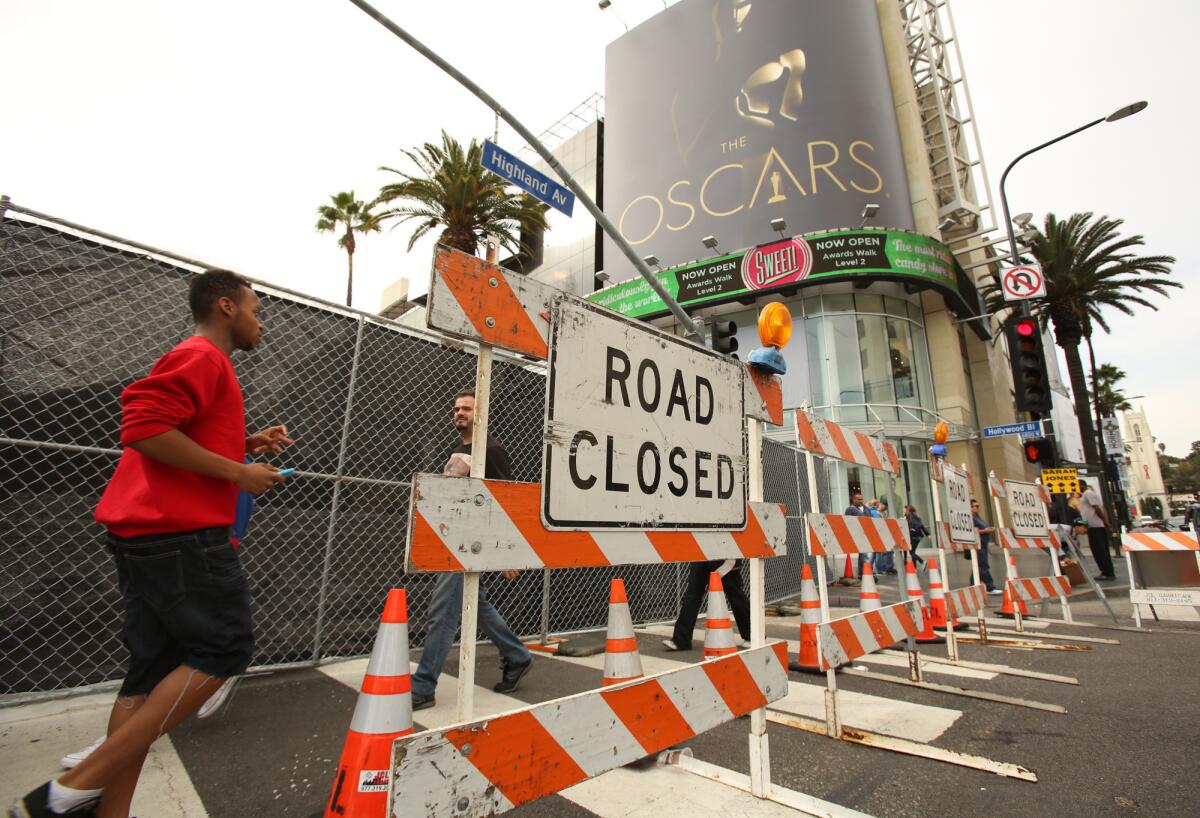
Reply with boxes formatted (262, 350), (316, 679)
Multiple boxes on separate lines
(411, 390), (531, 710)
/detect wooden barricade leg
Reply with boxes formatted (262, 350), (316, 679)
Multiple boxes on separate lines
(1126, 549), (1142, 628)
(803, 448), (841, 738)
(457, 342), (492, 721)
(939, 545), (959, 663)
(746, 417), (770, 798)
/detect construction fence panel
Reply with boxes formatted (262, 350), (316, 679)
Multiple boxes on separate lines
(0, 205), (815, 698)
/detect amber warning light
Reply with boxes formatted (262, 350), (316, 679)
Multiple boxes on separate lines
(747, 302), (792, 374)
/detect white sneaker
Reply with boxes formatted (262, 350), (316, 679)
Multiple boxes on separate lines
(197, 676), (241, 719)
(61, 736), (105, 769)
(661, 639), (684, 651)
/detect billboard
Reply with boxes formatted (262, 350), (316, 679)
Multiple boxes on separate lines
(603, 0), (914, 280)
(588, 228), (981, 328)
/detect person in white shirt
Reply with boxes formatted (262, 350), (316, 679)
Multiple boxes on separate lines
(1079, 484), (1116, 580)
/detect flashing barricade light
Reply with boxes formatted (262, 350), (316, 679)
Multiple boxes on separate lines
(711, 319), (739, 358)
(1023, 437), (1057, 466)
(930, 420), (949, 458)
(747, 302), (791, 374)
(1003, 315), (1052, 416)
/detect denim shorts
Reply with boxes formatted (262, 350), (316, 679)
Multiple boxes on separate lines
(107, 527), (254, 696)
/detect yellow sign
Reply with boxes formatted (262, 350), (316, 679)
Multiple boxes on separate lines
(1040, 468), (1081, 495)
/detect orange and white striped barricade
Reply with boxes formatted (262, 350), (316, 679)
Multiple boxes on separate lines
(818, 600), (926, 670)
(1121, 530), (1200, 628)
(929, 460), (990, 652)
(418, 246), (791, 801)
(934, 515), (983, 660)
(998, 528), (1071, 630)
(793, 408), (911, 735)
(991, 474), (1071, 623)
(386, 643), (790, 817)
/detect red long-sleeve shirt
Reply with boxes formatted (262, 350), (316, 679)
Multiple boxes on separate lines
(95, 336), (246, 537)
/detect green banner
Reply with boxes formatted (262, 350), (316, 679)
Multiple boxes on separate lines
(589, 228), (970, 320)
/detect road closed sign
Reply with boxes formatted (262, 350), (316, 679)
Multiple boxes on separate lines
(943, 466), (975, 545)
(1005, 479), (1049, 538)
(542, 298), (747, 530)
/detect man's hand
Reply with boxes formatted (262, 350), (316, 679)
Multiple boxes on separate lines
(502, 569), (520, 581)
(247, 425), (293, 455)
(236, 463), (286, 495)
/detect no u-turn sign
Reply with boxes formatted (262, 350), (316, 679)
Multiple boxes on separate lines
(542, 298), (747, 530)
(1001, 263), (1046, 301)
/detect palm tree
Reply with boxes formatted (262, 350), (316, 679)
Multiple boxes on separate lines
(373, 131), (548, 258)
(984, 213), (1177, 473)
(316, 191), (381, 307)
(1090, 363), (1133, 418)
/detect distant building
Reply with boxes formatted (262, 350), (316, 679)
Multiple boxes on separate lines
(1122, 406), (1168, 516)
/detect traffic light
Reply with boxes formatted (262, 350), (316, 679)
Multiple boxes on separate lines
(711, 319), (739, 358)
(1023, 437), (1057, 466)
(1004, 315), (1052, 416)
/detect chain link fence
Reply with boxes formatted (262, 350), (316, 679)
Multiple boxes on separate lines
(1, 201), (818, 700)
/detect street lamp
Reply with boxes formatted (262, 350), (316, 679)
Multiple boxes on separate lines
(858, 203), (880, 229)
(999, 101), (1149, 317)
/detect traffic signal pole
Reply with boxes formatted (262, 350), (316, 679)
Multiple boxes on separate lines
(344, 0), (703, 344)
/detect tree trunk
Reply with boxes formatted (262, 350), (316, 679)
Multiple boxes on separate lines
(1059, 336), (1102, 470)
(1086, 334), (1125, 530)
(345, 225), (355, 307)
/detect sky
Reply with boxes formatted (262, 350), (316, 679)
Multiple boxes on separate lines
(3, 0), (1196, 454)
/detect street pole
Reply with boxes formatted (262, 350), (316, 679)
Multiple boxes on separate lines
(344, 0), (703, 343)
(997, 101), (1147, 543)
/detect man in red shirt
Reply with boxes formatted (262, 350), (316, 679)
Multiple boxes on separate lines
(12, 270), (291, 818)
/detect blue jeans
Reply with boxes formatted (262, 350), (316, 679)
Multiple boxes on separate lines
(412, 573), (530, 697)
(872, 552), (895, 572)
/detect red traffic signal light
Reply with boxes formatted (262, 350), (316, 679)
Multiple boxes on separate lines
(1004, 316), (1052, 416)
(1023, 438), (1056, 466)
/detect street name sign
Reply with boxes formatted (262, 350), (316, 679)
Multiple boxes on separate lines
(982, 420), (1043, 439)
(542, 298), (747, 530)
(482, 139), (575, 216)
(1005, 479), (1049, 538)
(943, 466), (975, 545)
(1000, 263), (1046, 301)
(1040, 467), (1080, 495)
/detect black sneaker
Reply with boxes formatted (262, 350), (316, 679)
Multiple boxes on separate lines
(493, 658), (532, 694)
(9, 783), (98, 817)
(411, 692), (435, 712)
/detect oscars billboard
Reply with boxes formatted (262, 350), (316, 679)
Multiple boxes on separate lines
(603, 0), (914, 280)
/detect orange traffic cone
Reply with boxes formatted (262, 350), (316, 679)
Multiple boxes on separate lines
(790, 564), (823, 673)
(702, 572), (738, 658)
(905, 560), (943, 644)
(927, 559), (948, 629)
(602, 578), (644, 686)
(833, 555), (860, 586)
(996, 551), (1029, 619)
(326, 589), (413, 817)
(859, 562), (881, 611)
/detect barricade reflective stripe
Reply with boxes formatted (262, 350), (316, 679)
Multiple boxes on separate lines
(426, 245), (552, 359)
(805, 513), (908, 556)
(989, 475), (1006, 498)
(1037, 484), (1052, 503)
(408, 474), (787, 571)
(1007, 576), (1071, 602)
(998, 528), (1061, 550)
(1121, 531), (1200, 551)
(389, 643), (789, 816)
(935, 521), (979, 551)
(793, 409), (899, 473)
(818, 600), (924, 668)
(744, 365), (784, 425)
(945, 584), (986, 619)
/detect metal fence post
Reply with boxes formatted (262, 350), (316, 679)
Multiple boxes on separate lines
(311, 317), (366, 662)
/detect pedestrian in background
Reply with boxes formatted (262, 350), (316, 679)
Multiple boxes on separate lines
(904, 504), (928, 567)
(1184, 493), (1200, 536)
(844, 492), (869, 578)
(1079, 482), (1117, 581)
(13, 270), (292, 818)
(869, 499), (896, 574)
(662, 559), (750, 652)
(410, 390), (532, 712)
(970, 499), (1001, 595)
